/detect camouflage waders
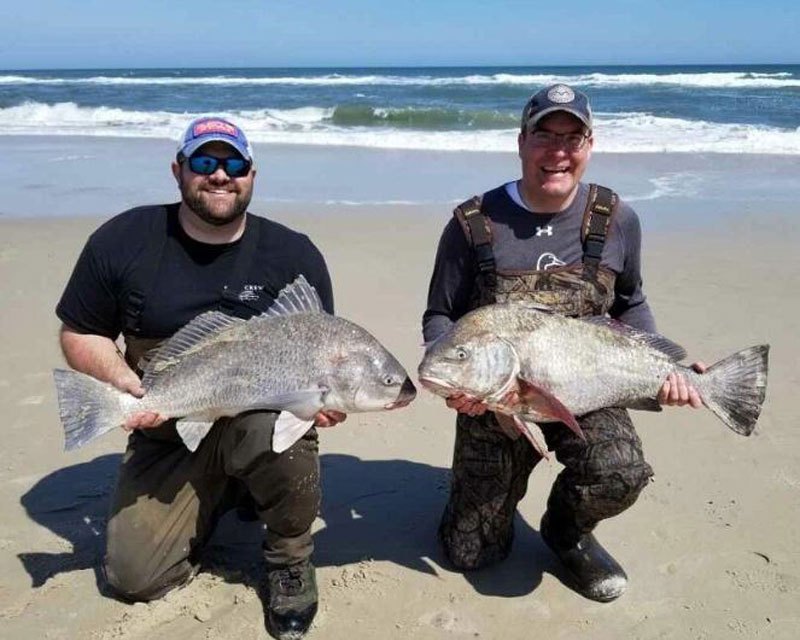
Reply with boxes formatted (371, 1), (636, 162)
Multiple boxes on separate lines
(440, 185), (653, 569)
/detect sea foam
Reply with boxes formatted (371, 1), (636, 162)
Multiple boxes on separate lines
(2, 101), (800, 154)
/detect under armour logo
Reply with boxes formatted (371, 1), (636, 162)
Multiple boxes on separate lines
(535, 225), (553, 237)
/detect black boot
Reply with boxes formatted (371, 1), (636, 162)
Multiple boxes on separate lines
(540, 513), (627, 602)
(265, 560), (318, 640)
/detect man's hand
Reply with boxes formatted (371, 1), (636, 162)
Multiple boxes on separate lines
(314, 410), (347, 428)
(110, 370), (169, 431)
(122, 411), (169, 431)
(446, 393), (490, 417)
(657, 361), (707, 408)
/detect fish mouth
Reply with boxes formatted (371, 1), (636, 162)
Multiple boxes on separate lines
(417, 375), (456, 398)
(385, 376), (417, 410)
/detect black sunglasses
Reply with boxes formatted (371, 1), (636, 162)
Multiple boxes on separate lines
(183, 154), (252, 178)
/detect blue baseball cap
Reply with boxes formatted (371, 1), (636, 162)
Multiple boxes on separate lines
(177, 116), (253, 161)
(521, 84), (592, 133)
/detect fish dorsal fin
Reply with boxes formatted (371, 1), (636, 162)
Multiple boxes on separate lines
(262, 275), (324, 318)
(581, 316), (687, 362)
(141, 311), (246, 387)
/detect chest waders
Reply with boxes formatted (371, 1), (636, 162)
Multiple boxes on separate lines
(104, 209), (321, 601)
(438, 185), (654, 574)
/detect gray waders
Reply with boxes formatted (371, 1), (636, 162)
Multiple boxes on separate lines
(440, 185), (654, 570)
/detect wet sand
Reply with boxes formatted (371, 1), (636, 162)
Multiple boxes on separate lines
(0, 203), (798, 639)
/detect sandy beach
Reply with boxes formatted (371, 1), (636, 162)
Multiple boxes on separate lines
(1, 145), (799, 639)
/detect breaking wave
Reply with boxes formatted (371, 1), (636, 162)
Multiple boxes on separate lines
(2, 101), (800, 154)
(1, 70), (799, 89)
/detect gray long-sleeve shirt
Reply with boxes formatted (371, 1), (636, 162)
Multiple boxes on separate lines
(423, 182), (656, 343)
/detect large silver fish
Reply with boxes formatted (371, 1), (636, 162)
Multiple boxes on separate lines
(54, 276), (416, 452)
(418, 302), (768, 457)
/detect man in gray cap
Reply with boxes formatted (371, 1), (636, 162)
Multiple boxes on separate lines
(422, 85), (703, 601)
(56, 116), (339, 639)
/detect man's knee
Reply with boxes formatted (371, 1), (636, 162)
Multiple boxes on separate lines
(220, 410), (278, 464)
(259, 470), (320, 537)
(223, 415), (320, 536)
(103, 552), (194, 602)
(568, 409), (650, 480)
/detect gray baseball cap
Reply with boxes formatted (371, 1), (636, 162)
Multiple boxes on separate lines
(521, 84), (592, 132)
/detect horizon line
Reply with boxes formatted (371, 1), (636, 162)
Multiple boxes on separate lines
(3, 61), (799, 73)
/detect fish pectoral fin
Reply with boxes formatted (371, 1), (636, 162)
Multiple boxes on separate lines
(272, 412), (316, 454)
(176, 419), (215, 452)
(496, 413), (550, 460)
(517, 378), (586, 441)
(494, 412), (522, 440)
(264, 389), (326, 421)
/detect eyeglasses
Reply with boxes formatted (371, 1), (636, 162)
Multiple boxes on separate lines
(184, 154), (252, 178)
(527, 130), (590, 151)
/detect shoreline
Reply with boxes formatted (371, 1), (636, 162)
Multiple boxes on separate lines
(2, 134), (800, 228)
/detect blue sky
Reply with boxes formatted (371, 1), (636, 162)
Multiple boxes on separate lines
(2, 0), (798, 69)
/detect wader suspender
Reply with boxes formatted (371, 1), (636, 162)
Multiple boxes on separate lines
(123, 209), (264, 335)
(123, 206), (172, 336)
(580, 184), (618, 282)
(455, 184), (618, 301)
(454, 196), (497, 303)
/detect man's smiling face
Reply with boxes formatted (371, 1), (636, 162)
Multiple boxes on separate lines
(173, 141), (255, 227)
(517, 111), (593, 210)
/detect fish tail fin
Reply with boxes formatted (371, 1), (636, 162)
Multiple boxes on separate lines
(697, 345), (769, 436)
(53, 369), (127, 450)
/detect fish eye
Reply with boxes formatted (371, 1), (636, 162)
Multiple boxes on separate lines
(383, 375), (395, 386)
(455, 347), (469, 360)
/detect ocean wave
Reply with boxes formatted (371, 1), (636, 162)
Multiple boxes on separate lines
(2, 101), (800, 154)
(1, 70), (799, 89)
(329, 104), (517, 129)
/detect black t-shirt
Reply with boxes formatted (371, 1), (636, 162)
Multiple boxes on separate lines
(56, 203), (334, 339)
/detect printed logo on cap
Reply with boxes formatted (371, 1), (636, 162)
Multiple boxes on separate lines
(192, 119), (238, 138)
(547, 85), (576, 104)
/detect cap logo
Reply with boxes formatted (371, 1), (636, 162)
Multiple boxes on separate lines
(192, 119), (238, 138)
(547, 85), (575, 104)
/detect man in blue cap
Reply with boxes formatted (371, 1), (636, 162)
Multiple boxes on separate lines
(422, 85), (703, 602)
(56, 116), (338, 639)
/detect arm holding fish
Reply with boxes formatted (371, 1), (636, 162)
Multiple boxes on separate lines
(423, 220), (498, 416)
(55, 236), (168, 430)
(58, 326), (169, 429)
(313, 410), (346, 427)
(610, 205), (705, 408)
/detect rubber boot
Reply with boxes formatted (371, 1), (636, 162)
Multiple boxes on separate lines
(540, 512), (627, 602)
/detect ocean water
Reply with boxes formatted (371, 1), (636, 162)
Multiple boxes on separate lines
(2, 65), (800, 154)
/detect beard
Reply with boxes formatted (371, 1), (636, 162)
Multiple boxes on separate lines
(179, 176), (252, 227)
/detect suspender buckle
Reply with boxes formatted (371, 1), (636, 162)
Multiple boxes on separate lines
(124, 290), (146, 334)
(583, 236), (606, 261)
(474, 243), (495, 273)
